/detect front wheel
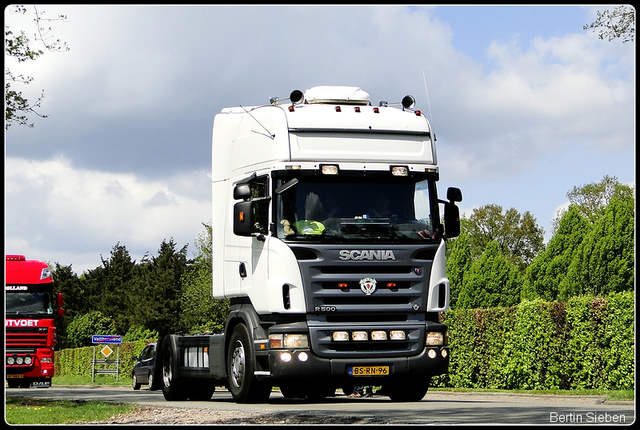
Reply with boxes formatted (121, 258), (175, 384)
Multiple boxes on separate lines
(384, 377), (430, 402)
(227, 324), (271, 403)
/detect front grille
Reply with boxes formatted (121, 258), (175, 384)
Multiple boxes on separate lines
(292, 243), (439, 358)
(6, 327), (49, 347)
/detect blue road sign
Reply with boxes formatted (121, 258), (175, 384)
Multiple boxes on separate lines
(92, 335), (122, 344)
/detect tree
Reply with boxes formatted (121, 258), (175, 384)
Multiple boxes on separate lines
(66, 311), (117, 348)
(559, 192), (635, 300)
(82, 243), (138, 335)
(465, 204), (544, 272)
(51, 263), (86, 349)
(456, 241), (522, 309)
(584, 6), (635, 43)
(522, 206), (591, 301)
(180, 223), (229, 333)
(133, 239), (189, 336)
(445, 229), (472, 309)
(5, 5), (69, 128)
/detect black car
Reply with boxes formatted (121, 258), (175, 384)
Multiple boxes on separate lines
(132, 343), (157, 390)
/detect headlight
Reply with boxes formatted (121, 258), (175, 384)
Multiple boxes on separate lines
(269, 333), (309, 349)
(7, 357), (15, 365)
(426, 332), (444, 346)
(24, 356), (32, 365)
(284, 334), (309, 349)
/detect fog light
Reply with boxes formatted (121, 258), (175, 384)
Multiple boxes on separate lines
(24, 356), (32, 365)
(352, 331), (368, 341)
(298, 352), (308, 362)
(16, 357), (24, 365)
(7, 357), (15, 365)
(428, 349), (437, 359)
(371, 331), (387, 341)
(333, 331), (349, 341)
(441, 348), (448, 358)
(390, 330), (406, 341)
(281, 352), (292, 362)
(426, 332), (444, 346)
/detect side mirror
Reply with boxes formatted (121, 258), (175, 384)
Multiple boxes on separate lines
(447, 187), (462, 202)
(56, 293), (65, 316)
(234, 183), (252, 200)
(444, 203), (461, 238)
(234, 201), (255, 236)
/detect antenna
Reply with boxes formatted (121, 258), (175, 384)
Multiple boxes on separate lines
(239, 105), (275, 140)
(421, 67), (434, 126)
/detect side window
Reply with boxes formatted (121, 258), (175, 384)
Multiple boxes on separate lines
(249, 176), (270, 235)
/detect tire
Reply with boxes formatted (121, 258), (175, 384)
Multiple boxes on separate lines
(279, 384), (307, 399)
(226, 324), (272, 403)
(188, 382), (216, 401)
(132, 373), (141, 390)
(161, 338), (187, 401)
(384, 377), (430, 402)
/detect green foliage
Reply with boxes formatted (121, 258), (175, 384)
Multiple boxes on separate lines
(522, 206), (590, 301)
(559, 193), (635, 299)
(435, 293), (634, 391)
(66, 311), (117, 349)
(583, 6), (635, 43)
(122, 325), (159, 342)
(445, 230), (471, 308)
(456, 241), (522, 309)
(465, 204), (544, 272)
(180, 223), (229, 334)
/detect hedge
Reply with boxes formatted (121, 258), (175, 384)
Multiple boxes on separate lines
(54, 292), (633, 391)
(55, 339), (153, 380)
(434, 291), (634, 390)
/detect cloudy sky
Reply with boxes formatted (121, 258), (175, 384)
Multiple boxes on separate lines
(4, 5), (635, 275)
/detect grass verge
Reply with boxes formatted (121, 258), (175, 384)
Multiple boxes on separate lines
(5, 397), (138, 424)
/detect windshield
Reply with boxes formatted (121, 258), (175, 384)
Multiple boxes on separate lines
(276, 174), (439, 242)
(5, 289), (54, 316)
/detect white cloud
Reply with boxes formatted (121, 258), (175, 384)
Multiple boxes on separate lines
(4, 156), (211, 274)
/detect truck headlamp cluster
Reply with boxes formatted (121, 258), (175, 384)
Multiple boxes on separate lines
(332, 330), (406, 342)
(269, 334), (309, 349)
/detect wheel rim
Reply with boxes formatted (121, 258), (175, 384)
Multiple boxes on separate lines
(230, 339), (246, 389)
(148, 373), (153, 388)
(163, 351), (173, 388)
(132, 374), (138, 387)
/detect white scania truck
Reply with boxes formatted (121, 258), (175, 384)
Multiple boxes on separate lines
(158, 86), (462, 403)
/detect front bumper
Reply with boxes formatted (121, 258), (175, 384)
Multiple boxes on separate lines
(267, 345), (449, 382)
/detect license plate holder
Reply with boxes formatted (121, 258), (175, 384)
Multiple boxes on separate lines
(348, 366), (389, 376)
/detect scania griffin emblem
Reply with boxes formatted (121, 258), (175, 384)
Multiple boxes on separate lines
(360, 277), (377, 295)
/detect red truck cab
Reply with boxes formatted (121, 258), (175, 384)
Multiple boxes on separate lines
(5, 255), (64, 388)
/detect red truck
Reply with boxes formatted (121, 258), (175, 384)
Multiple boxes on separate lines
(5, 255), (64, 388)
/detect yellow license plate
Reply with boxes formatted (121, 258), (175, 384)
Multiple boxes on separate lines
(349, 366), (389, 376)
(7, 374), (24, 379)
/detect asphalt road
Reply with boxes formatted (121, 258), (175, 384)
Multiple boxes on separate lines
(6, 385), (635, 425)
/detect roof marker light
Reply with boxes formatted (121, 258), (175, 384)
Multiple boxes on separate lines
(391, 166), (409, 176)
(321, 165), (339, 175)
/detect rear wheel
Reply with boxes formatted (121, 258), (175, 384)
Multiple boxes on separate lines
(227, 324), (271, 403)
(161, 339), (187, 401)
(132, 373), (141, 390)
